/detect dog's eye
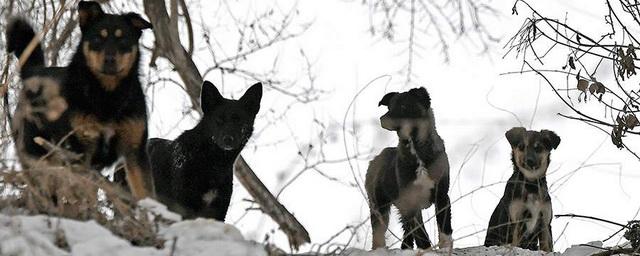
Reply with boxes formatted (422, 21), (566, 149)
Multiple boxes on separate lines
(534, 145), (543, 153)
(517, 143), (524, 150)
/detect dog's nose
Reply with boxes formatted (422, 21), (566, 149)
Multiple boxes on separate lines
(525, 158), (537, 168)
(105, 54), (116, 65)
(222, 135), (234, 145)
(103, 55), (118, 74)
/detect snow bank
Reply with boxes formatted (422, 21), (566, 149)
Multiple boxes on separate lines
(0, 212), (612, 256)
(342, 242), (606, 256)
(0, 214), (267, 256)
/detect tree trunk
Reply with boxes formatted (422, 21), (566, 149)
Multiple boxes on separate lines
(142, 0), (310, 249)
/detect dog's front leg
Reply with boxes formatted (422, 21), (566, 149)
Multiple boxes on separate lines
(70, 113), (103, 166)
(539, 203), (554, 252)
(115, 118), (155, 200)
(435, 190), (453, 249)
(403, 211), (432, 249)
(508, 200), (525, 247)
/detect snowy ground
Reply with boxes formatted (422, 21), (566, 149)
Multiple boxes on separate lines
(0, 213), (268, 256)
(0, 210), (614, 256)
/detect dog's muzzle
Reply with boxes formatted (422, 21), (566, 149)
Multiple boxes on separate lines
(380, 114), (397, 131)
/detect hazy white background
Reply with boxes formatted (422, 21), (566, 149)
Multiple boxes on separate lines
(143, 0), (640, 252)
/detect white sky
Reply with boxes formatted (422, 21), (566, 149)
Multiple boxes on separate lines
(142, 0), (640, 253)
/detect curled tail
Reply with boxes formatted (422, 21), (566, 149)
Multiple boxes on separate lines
(6, 18), (45, 78)
(4, 18), (45, 128)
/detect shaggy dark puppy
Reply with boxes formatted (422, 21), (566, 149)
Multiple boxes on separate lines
(366, 87), (453, 249)
(484, 127), (560, 252)
(148, 81), (262, 221)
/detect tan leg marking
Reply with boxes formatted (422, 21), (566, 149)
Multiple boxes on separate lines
(508, 200), (526, 247)
(115, 119), (154, 200)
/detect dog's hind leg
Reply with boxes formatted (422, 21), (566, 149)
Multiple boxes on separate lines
(115, 119), (155, 200)
(370, 205), (390, 249)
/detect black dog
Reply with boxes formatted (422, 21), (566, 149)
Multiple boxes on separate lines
(6, 1), (155, 200)
(484, 127), (560, 252)
(366, 87), (453, 249)
(147, 81), (262, 221)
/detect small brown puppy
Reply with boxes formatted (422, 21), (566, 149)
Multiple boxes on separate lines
(484, 127), (560, 252)
(366, 87), (452, 249)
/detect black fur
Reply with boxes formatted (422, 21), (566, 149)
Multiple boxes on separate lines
(148, 81), (262, 221)
(366, 87), (452, 249)
(6, 1), (155, 200)
(484, 127), (560, 252)
(6, 18), (46, 78)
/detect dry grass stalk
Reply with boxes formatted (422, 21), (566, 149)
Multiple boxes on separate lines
(0, 163), (165, 247)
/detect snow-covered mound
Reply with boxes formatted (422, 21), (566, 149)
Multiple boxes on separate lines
(0, 214), (267, 256)
(343, 242), (605, 256)
(0, 212), (612, 256)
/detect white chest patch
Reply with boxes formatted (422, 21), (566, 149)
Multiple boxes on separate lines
(202, 189), (218, 205)
(523, 194), (551, 235)
(394, 138), (436, 214)
(395, 172), (435, 215)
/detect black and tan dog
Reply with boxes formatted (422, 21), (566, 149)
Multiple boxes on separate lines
(484, 127), (560, 252)
(6, 1), (155, 200)
(145, 81), (262, 221)
(366, 87), (453, 249)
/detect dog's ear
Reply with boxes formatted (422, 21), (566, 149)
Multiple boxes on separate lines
(124, 13), (152, 31)
(410, 87), (431, 108)
(378, 92), (398, 107)
(505, 127), (526, 148)
(240, 82), (263, 116)
(540, 129), (561, 150)
(201, 81), (224, 113)
(78, 1), (104, 32)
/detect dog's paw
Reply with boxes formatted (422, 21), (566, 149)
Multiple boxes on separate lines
(437, 233), (453, 249)
(45, 96), (68, 121)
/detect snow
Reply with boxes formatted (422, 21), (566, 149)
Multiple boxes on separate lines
(137, 198), (182, 222)
(343, 243), (607, 256)
(0, 212), (619, 256)
(0, 213), (267, 256)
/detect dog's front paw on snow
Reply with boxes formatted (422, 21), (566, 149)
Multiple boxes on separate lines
(437, 233), (453, 250)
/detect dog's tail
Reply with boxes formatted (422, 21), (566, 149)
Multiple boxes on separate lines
(6, 18), (45, 77)
(5, 18), (45, 126)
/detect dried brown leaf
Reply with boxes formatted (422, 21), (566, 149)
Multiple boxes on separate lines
(577, 79), (589, 92)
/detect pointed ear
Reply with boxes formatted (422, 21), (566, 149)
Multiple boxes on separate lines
(378, 92), (398, 107)
(505, 127), (526, 148)
(201, 81), (223, 113)
(240, 82), (263, 116)
(124, 13), (152, 31)
(78, 1), (104, 32)
(411, 87), (431, 108)
(540, 129), (561, 150)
